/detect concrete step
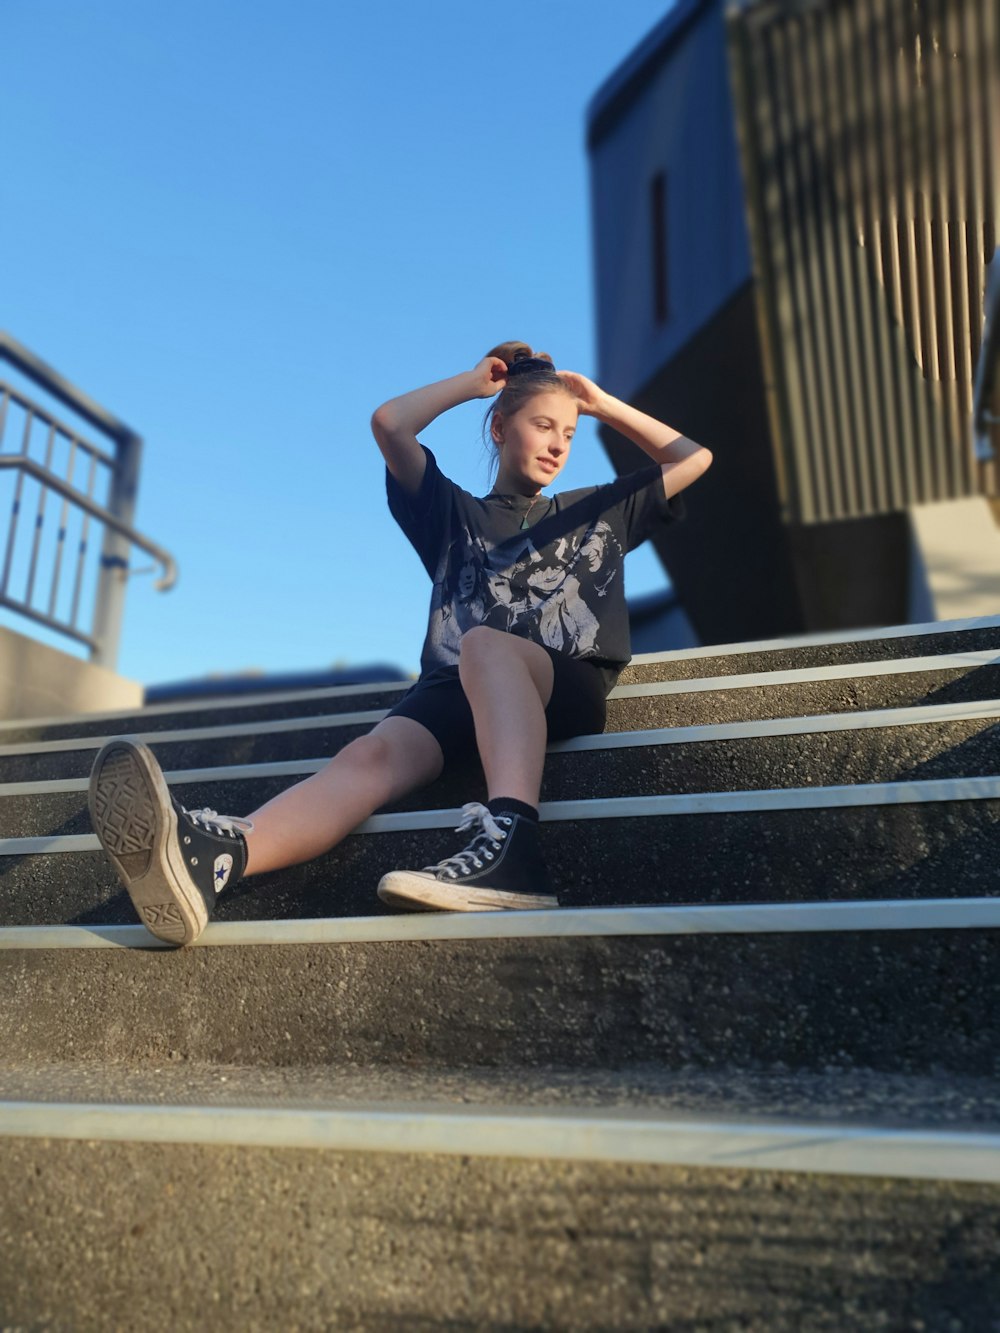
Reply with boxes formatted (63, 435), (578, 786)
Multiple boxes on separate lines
(607, 649), (1000, 732)
(3, 1061), (999, 1133)
(0, 678), (412, 747)
(4, 777), (1000, 924)
(4, 650), (1000, 785)
(3, 1069), (999, 1331)
(2, 614), (994, 749)
(2, 906), (999, 1074)
(619, 613), (1000, 683)
(0, 711), (377, 783)
(7, 619), (999, 1331)
(4, 700), (1000, 839)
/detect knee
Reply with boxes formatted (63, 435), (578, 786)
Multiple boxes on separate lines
(459, 624), (505, 666)
(328, 731), (392, 776)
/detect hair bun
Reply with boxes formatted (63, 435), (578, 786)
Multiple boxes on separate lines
(507, 356), (557, 379)
(486, 340), (553, 369)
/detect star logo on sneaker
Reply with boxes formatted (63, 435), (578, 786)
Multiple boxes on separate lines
(213, 853), (234, 893)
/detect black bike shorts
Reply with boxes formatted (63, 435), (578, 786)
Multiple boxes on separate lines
(385, 645), (610, 765)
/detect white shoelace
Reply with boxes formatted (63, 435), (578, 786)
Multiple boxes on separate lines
(423, 802), (510, 879)
(186, 807), (255, 837)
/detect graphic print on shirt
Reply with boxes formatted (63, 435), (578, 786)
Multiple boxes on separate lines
(429, 518), (624, 661)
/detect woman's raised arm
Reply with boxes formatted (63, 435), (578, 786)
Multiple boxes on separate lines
(559, 370), (713, 500)
(371, 357), (508, 495)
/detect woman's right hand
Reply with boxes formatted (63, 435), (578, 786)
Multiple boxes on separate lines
(468, 355), (508, 398)
(373, 358), (508, 494)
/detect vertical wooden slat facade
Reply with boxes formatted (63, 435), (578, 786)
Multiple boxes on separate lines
(728, 0), (1000, 523)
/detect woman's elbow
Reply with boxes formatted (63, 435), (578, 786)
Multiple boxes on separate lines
(370, 403), (396, 444)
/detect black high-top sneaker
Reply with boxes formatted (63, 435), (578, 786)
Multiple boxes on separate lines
(88, 738), (252, 946)
(377, 802), (559, 912)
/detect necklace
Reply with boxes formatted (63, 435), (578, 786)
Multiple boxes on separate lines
(491, 492), (549, 530)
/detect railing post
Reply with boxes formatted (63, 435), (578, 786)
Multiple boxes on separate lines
(0, 334), (175, 665)
(91, 430), (143, 669)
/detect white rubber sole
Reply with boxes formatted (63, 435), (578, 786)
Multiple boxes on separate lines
(88, 739), (207, 946)
(377, 871), (559, 913)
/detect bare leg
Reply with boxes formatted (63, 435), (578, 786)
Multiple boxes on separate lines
(242, 716), (443, 876)
(457, 626), (554, 807)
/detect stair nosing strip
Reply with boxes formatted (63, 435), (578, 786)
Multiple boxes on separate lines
(0, 679), (413, 733)
(610, 650), (1000, 698)
(7, 697), (1000, 797)
(0, 1098), (998, 1182)
(7, 774), (1000, 855)
(3, 897), (1000, 950)
(629, 612), (1000, 664)
(3, 613), (995, 734)
(4, 650), (1000, 758)
(0, 708), (390, 757)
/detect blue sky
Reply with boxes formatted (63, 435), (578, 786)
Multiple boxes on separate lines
(1, 0), (674, 686)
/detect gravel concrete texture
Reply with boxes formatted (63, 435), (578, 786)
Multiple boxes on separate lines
(2, 932), (999, 1073)
(0, 684), (410, 747)
(3, 621), (996, 746)
(605, 661), (1000, 730)
(1, 1139), (999, 1331)
(6, 661), (1000, 787)
(3, 1063), (1000, 1130)
(0, 719), (375, 784)
(617, 624), (1000, 684)
(5, 796), (1000, 927)
(10, 715), (1000, 838)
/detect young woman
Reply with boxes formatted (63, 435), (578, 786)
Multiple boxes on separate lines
(88, 343), (712, 945)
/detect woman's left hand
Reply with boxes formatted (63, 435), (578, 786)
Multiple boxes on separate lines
(558, 370), (610, 418)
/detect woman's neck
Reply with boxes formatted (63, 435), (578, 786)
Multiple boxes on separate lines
(492, 470), (542, 499)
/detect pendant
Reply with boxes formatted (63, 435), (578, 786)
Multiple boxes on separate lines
(520, 515), (530, 530)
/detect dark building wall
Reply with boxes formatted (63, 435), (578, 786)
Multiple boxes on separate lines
(602, 284), (913, 642)
(591, 1), (917, 645)
(588, 0), (751, 404)
(602, 283), (801, 643)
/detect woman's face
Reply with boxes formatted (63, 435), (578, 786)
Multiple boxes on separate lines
(492, 389), (577, 495)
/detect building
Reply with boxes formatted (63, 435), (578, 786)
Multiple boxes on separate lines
(588, 0), (1000, 647)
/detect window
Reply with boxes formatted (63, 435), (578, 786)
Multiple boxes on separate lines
(651, 171), (669, 324)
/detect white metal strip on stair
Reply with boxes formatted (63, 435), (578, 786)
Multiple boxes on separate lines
(0, 679), (413, 734)
(5, 775), (1000, 856)
(8, 696), (1000, 797)
(0, 1098), (998, 1183)
(4, 650), (999, 760)
(2, 614), (995, 737)
(611, 650), (1000, 698)
(558, 696), (1000, 749)
(0, 708), (387, 758)
(629, 612), (1000, 664)
(5, 758), (335, 796)
(2, 897), (1000, 951)
(377, 776), (1000, 828)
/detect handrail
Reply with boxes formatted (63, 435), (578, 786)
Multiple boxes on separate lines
(0, 332), (139, 445)
(0, 592), (97, 652)
(973, 248), (1000, 464)
(0, 456), (177, 591)
(0, 331), (178, 667)
(0, 379), (116, 466)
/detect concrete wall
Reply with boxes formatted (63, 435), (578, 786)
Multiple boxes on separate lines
(909, 498), (1000, 623)
(0, 624), (142, 721)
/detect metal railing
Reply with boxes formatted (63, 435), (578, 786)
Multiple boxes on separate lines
(729, 0), (999, 523)
(0, 333), (176, 669)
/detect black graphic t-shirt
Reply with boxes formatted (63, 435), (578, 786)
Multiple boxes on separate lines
(387, 446), (684, 689)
